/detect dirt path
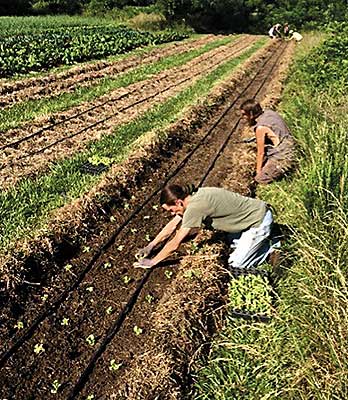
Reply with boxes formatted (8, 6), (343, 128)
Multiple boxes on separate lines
(0, 35), (260, 190)
(0, 40), (294, 400)
(0, 35), (220, 109)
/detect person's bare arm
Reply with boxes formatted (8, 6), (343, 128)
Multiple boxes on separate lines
(151, 226), (192, 265)
(149, 215), (182, 249)
(255, 126), (267, 174)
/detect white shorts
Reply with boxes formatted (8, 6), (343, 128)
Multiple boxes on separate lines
(228, 210), (274, 269)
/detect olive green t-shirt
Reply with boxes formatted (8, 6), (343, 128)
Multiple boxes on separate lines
(182, 187), (267, 233)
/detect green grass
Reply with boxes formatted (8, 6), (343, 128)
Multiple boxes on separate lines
(0, 35), (236, 132)
(0, 38), (266, 254)
(192, 32), (348, 400)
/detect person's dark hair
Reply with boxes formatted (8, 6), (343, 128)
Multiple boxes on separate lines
(160, 184), (196, 205)
(240, 99), (263, 119)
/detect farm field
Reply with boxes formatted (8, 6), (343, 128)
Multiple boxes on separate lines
(0, 25), (297, 398)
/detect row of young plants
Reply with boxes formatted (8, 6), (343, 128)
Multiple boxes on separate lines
(0, 35), (234, 132)
(0, 25), (188, 77)
(192, 29), (348, 399)
(0, 39), (266, 256)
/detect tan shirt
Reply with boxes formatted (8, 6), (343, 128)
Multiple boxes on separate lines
(182, 188), (267, 233)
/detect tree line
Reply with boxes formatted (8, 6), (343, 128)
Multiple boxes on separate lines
(1, 0), (347, 33)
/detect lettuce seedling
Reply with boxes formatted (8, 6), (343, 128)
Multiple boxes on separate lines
(34, 343), (45, 354)
(133, 326), (143, 336)
(109, 359), (122, 371)
(50, 379), (61, 394)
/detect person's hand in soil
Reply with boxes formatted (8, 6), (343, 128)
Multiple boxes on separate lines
(135, 244), (154, 260)
(133, 258), (155, 269)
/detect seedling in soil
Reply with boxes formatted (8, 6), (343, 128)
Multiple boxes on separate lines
(41, 294), (48, 301)
(189, 242), (200, 255)
(164, 270), (173, 279)
(124, 203), (130, 210)
(109, 359), (122, 371)
(145, 234), (151, 242)
(61, 318), (69, 326)
(152, 204), (159, 210)
(133, 326), (143, 336)
(106, 306), (113, 315)
(103, 262), (112, 269)
(14, 321), (24, 330)
(34, 343), (45, 354)
(64, 264), (73, 272)
(130, 228), (137, 234)
(110, 216), (116, 222)
(117, 245), (125, 251)
(123, 275), (131, 284)
(86, 334), (96, 346)
(86, 286), (94, 292)
(184, 269), (202, 280)
(50, 379), (61, 394)
(145, 294), (154, 303)
(86, 395), (95, 400)
(83, 246), (91, 253)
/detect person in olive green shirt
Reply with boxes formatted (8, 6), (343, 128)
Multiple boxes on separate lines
(134, 183), (274, 269)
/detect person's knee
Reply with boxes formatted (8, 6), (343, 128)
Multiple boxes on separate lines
(255, 171), (273, 184)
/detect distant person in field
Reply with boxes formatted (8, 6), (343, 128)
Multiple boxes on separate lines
(133, 184), (277, 270)
(283, 23), (290, 38)
(240, 99), (297, 184)
(288, 30), (303, 42)
(268, 23), (282, 39)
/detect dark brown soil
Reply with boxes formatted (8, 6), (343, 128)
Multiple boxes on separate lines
(0, 39), (295, 400)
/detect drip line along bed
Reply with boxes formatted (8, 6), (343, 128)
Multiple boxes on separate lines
(0, 35), (260, 189)
(0, 35), (220, 109)
(0, 40), (290, 399)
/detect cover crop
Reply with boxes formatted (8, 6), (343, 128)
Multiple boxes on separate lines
(0, 26), (188, 77)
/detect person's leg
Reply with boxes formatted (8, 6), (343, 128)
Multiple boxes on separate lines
(228, 210), (273, 269)
(255, 159), (285, 184)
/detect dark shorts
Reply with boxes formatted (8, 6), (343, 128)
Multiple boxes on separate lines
(255, 159), (288, 184)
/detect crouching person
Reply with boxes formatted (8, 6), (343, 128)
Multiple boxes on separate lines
(240, 99), (297, 184)
(134, 184), (275, 270)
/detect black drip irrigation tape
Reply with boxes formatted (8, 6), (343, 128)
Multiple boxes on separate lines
(5, 40), (255, 167)
(0, 36), (247, 153)
(0, 41), (287, 381)
(66, 42), (288, 399)
(67, 269), (152, 400)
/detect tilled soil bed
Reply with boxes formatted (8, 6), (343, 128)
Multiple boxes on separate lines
(0, 39), (295, 399)
(0, 35), (259, 189)
(0, 35), (219, 109)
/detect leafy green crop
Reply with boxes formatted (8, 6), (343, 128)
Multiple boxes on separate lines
(0, 26), (188, 77)
(228, 274), (273, 315)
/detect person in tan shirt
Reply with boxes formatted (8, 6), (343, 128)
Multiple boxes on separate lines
(134, 184), (274, 269)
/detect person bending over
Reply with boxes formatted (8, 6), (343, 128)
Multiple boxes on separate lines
(134, 184), (275, 269)
(240, 99), (297, 184)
